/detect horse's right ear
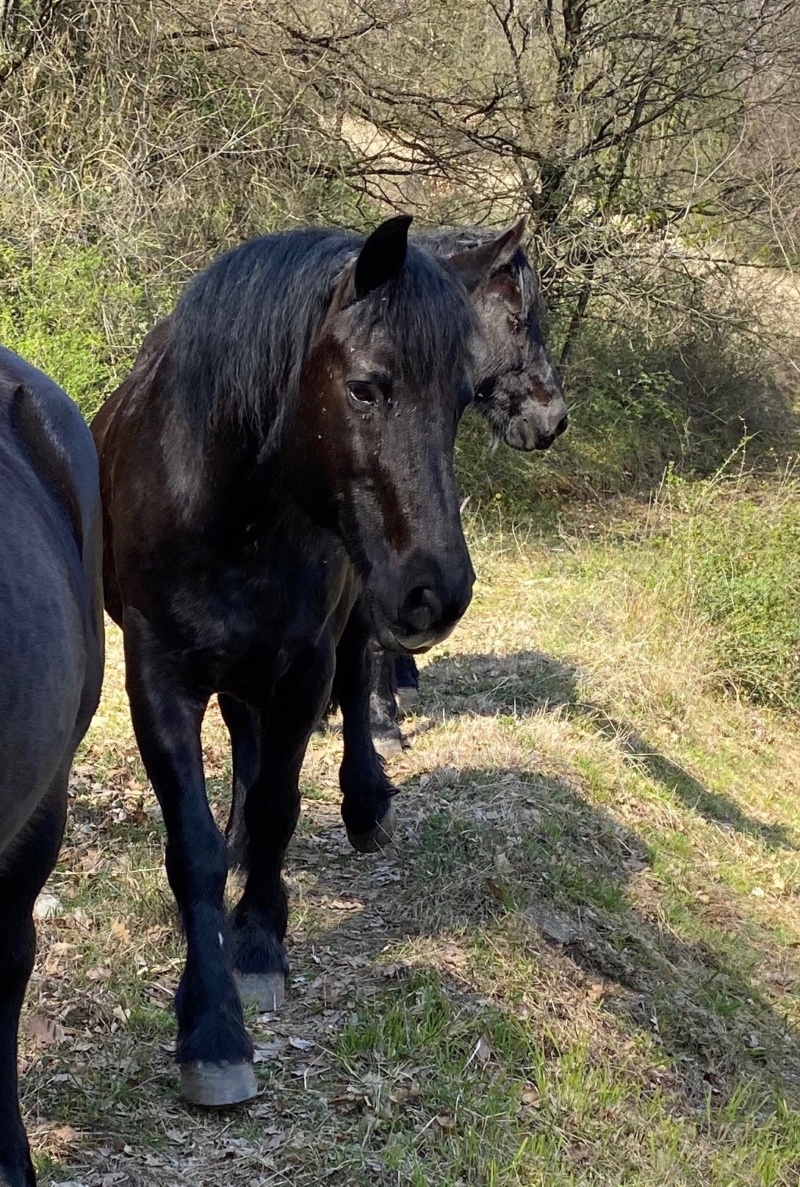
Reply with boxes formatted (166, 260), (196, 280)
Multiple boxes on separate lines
(447, 216), (528, 293)
(333, 214), (413, 309)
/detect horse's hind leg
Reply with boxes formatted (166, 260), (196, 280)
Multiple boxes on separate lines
(0, 774), (67, 1187)
(336, 610), (398, 854)
(369, 645), (404, 759)
(123, 610), (255, 1108)
(230, 641), (335, 1013)
(394, 653), (420, 710)
(218, 694), (260, 870)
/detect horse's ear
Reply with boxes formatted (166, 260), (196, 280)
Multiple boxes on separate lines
(447, 216), (528, 293)
(333, 214), (413, 309)
(355, 214), (413, 299)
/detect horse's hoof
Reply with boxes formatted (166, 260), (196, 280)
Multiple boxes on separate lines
(372, 732), (404, 759)
(235, 971), (286, 1012)
(180, 1059), (257, 1107)
(347, 802), (398, 853)
(396, 687), (419, 711)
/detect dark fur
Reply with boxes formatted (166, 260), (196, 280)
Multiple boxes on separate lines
(370, 224), (567, 742)
(227, 221), (569, 846)
(171, 228), (477, 447)
(365, 225), (568, 745)
(92, 218), (499, 1095)
(0, 347), (103, 1187)
(418, 224), (566, 450)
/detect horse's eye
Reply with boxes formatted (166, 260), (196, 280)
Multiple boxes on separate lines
(347, 380), (379, 408)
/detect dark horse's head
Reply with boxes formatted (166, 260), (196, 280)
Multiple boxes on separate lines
(172, 216), (514, 654)
(293, 217), (522, 653)
(421, 219), (568, 451)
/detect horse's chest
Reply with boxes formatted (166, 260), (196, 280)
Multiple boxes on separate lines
(204, 543), (356, 688)
(250, 552), (353, 639)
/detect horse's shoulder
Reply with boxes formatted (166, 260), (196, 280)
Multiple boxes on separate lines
(92, 317), (171, 447)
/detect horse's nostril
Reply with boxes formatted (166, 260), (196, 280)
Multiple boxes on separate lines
(400, 586), (442, 633)
(555, 413), (569, 438)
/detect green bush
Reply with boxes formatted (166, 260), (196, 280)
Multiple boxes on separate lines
(0, 242), (165, 419)
(451, 314), (796, 528)
(664, 474), (800, 710)
(565, 319), (794, 483)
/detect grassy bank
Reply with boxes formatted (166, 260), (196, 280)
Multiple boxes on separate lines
(18, 476), (800, 1186)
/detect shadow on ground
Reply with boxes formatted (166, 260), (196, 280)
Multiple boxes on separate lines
(291, 757), (800, 1111)
(23, 643), (800, 1184)
(412, 649), (795, 851)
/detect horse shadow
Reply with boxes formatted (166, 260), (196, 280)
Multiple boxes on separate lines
(410, 649), (795, 852)
(284, 645), (799, 1106)
(288, 760), (800, 1109)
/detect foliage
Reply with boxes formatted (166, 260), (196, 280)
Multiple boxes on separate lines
(1, 0), (799, 472)
(0, 241), (159, 418)
(661, 471), (800, 711)
(240, 0), (800, 358)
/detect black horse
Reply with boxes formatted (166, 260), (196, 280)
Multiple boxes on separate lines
(92, 216), (513, 1108)
(368, 220), (568, 754)
(224, 219), (567, 862)
(0, 347), (104, 1187)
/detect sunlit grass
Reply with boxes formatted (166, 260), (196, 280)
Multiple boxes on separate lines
(20, 476), (800, 1186)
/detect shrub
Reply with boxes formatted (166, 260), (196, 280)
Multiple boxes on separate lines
(0, 242), (159, 419)
(663, 472), (800, 711)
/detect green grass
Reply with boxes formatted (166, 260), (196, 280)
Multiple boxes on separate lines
(660, 468), (800, 710)
(0, 242), (163, 419)
(17, 472), (800, 1186)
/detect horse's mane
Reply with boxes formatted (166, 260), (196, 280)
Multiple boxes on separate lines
(168, 228), (477, 444)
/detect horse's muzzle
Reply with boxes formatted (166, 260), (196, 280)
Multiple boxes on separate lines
(377, 623), (454, 655)
(378, 577), (473, 654)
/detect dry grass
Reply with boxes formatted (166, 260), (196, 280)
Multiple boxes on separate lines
(18, 497), (800, 1186)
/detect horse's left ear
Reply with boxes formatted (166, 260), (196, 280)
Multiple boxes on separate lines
(447, 216), (528, 293)
(333, 214), (413, 309)
(355, 214), (413, 300)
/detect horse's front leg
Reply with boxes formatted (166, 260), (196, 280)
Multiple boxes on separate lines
(336, 605), (399, 853)
(123, 609), (254, 1108)
(0, 889), (37, 1187)
(219, 693), (260, 869)
(230, 641), (335, 1012)
(0, 774), (67, 1187)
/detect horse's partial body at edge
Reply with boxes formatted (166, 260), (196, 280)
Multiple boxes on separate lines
(0, 347), (103, 1187)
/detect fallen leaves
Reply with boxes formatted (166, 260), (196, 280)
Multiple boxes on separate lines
(49, 1124), (80, 1147)
(85, 966), (112, 983)
(23, 1014), (66, 1046)
(493, 850), (515, 877)
(109, 919), (131, 944)
(465, 1034), (492, 1070)
(518, 1085), (542, 1115)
